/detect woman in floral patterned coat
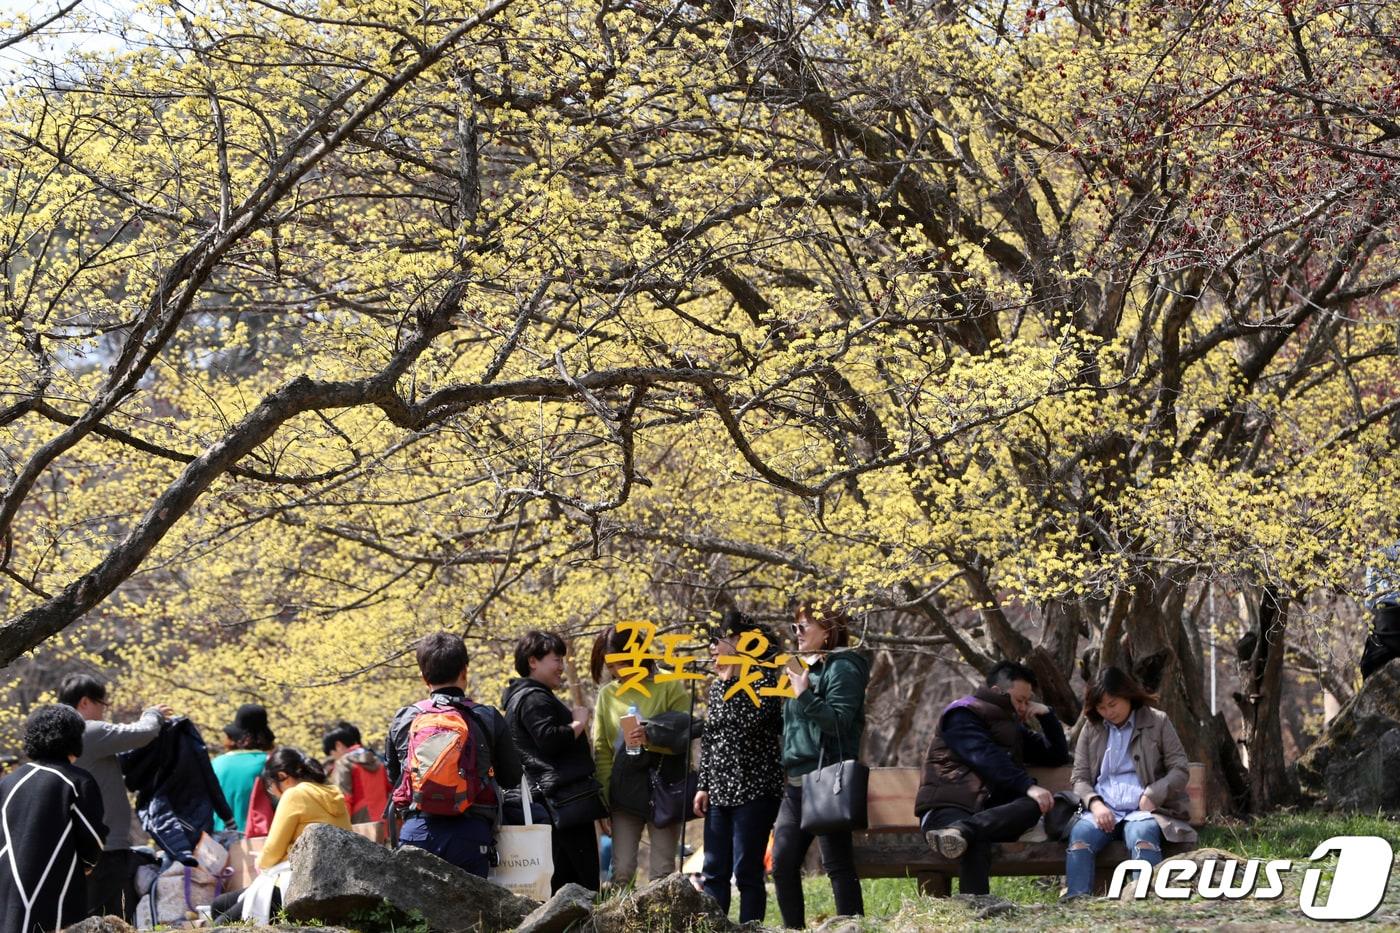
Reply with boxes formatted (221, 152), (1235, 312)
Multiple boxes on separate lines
(692, 609), (785, 924)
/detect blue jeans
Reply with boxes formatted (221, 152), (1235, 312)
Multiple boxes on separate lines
(702, 796), (781, 923)
(1065, 815), (1163, 896)
(398, 813), (494, 877)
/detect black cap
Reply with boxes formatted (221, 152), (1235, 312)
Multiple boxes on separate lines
(706, 609), (781, 660)
(223, 703), (274, 745)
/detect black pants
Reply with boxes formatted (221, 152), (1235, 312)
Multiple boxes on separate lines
(86, 849), (137, 920)
(212, 886), (281, 923)
(550, 821), (600, 892)
(771, 782), (863, 929)
(919, 796), (1042, 895)
(1361, 605), (1400, 680)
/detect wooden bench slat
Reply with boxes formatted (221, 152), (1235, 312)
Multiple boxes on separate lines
(853, 833), (1194, 875)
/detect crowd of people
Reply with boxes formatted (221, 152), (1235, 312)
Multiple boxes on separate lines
(0, 600), (1201, 932)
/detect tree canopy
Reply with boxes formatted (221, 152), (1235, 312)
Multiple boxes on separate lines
(0, 0), (1395, 806)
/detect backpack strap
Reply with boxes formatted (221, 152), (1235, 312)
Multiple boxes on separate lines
(503, 689), (527, 739)
(461, 702), (501, 806)
(453, 698), (497, 778)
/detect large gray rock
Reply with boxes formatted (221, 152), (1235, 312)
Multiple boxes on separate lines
(281, 824), (537, 932)
(1298, 659), (1400, 810)
(811, 917), (866, 933)
(592, 872), (734, 933)
(1174, 846), (1244, 868)
(514, 882), (596, 933)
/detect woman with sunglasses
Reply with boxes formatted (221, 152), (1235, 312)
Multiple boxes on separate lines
(771, 602), (870, 929)
(692, 609), (784, 923)
(212, 747), (351, 922)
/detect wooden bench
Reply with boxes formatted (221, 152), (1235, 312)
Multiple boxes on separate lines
(853, 767), (1198, 896)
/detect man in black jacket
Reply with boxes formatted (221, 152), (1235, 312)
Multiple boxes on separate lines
(914, 661), (1070, 894)
(386, 632), (524, 878)
(502, 630), (602, 892)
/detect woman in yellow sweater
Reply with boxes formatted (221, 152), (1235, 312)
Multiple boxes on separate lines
(213, 747), (351, 921)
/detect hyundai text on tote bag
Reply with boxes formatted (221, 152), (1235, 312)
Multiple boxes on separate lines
(489, 778), (554, 901)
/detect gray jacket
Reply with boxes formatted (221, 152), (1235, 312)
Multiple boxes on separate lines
(1071, 705), (1197, 842)
(75, 709), (163, 849)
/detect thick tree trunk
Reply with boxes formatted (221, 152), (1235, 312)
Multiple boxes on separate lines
(1026, 646), (1080, 724)
(1119, 575), (1246, 815)
(1034, 600), (1087, 722)
(863, 648), (935, 765)
(1241, 588), (1297, 810)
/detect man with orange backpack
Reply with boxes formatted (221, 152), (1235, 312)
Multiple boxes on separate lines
(385, 632), (523, 877)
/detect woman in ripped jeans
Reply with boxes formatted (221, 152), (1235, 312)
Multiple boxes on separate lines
(1063, 666), (1198, 899)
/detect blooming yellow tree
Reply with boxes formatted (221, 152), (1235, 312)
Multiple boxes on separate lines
(0, 0), (1395, 809)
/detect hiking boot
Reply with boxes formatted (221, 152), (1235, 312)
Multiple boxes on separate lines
(924, 826), (968, 859)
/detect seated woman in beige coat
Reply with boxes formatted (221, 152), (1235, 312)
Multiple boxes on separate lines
(1064, 667), (1197, 899)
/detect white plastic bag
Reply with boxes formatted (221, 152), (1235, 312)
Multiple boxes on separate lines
(488, 778), (554, 901)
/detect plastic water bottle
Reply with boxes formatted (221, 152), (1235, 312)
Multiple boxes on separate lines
(625, 705), (643, 756)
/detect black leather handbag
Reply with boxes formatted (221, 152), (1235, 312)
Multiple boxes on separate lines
(1044, 790), (1083, 841)
(542, 776), (608, 829)
(649, 767), (700, 828)
(799, 717), (869, 834)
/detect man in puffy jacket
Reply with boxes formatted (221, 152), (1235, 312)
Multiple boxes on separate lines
(60, 673), (171, 920)
(502, 630), (602, 892)
(323, 721), (392, 824)
(914, 661), (1069, 895)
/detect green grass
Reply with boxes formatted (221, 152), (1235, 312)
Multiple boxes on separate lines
(740, 812), (1400, 929)
(1199, 809), (1400, 859)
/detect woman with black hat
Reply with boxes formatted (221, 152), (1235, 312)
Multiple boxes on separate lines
(212, 704), (275, 834)
(692, 609), (785, 924)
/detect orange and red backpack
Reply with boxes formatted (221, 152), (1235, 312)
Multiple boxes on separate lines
(391, 697), (497, 817)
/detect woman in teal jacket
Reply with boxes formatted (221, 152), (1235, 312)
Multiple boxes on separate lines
(212, 703), (276, 833)
(771, 603), (870, 929)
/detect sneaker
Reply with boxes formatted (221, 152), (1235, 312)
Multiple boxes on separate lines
(924, 826), (968, 859)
